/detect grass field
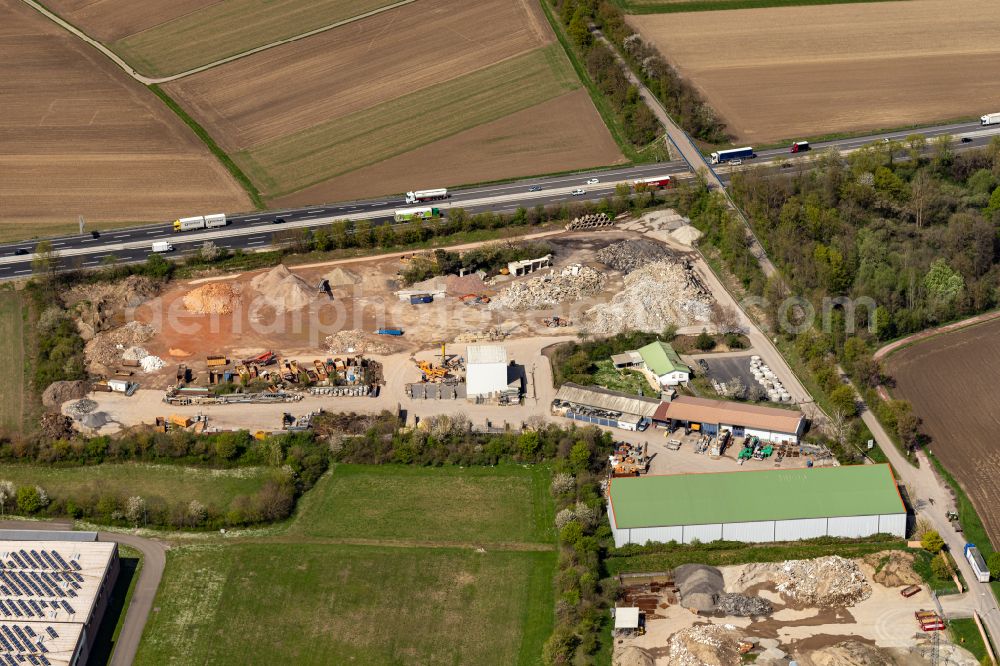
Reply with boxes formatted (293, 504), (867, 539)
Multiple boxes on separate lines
(628, 0), (1000, 142)
(234, 44), (579, 197)
(111, 0), (400, 77)
(0, 292), (26, 436)
(135, 464), (556, 663)
(134, 543), (554, 665)
(949, 618), (990, 662)
(290, 464), (554, 544)
(592, 359), (655, 396)
(0, 463), (275, 514)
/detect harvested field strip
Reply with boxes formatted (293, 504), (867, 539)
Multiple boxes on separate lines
(619, 0), (900, 13)
(236, 45), (580, 196)
(0, 463), (276, 513)
(111, 0), (401, 77)
(289, 464), (555, 545)
(0, 292), (26, 435)
(134, 543), (555, 665)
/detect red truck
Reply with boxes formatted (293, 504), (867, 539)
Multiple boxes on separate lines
(790, 141), (810, 153)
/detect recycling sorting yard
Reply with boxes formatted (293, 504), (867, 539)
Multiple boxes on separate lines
(614, 554), (981, 666)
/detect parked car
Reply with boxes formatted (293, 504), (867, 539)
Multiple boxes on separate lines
(571, 188), (586, 196)
(528, 185), (542, 192)
(586, 178), (599, 184)
(272, 217), (287, 224)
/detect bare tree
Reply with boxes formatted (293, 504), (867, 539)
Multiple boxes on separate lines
(710, 303), (743, 334)
(827, 408), (855, 450)
(905, 133), (927, 163)
(907, 170), (937, 228)
(31, 240), (58, 283)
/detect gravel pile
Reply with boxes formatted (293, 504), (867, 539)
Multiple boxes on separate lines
(85, 321), (156, 368)
(664, 624), (744, 666)
(716, 593), (773, 617)
(67, 399), (97, 417)
(250, 265), (315, 313)
(595, 239), (671, 274)
(325, 330), (392, 355)
(736, 556), (872, 608)
(489, 265), (605, 311)
(584, 258), (712, 334)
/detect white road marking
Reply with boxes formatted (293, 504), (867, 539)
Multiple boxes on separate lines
(112, 234), (131, 239)
(247, 241), (266, 246)
(307, 209), (324, 213)
(146, 230), (163, 235)
(13, 269), (30, 274)
(245, 217), (260, 221)
(50, 242), (66, 247)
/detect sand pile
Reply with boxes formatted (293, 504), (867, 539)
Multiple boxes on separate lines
(613, 646), (653, 666)
(324, 267), (359, 287)
(671, 225), (703, 246)
(863, 551), (921, 588)
(806, 641), (893, 666)
(736, 556), (871, 608)
(183, 282), (242, 314)
(42, 380), (89, 408)
(251, 265), (315, 313)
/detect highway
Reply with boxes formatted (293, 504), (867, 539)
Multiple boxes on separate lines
(1, 120), (997, 280)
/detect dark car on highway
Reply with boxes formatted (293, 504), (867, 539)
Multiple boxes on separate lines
(528, 185), (542, 192)
(272, 217), (287, 224)
(13, 249), (28, 256)
(961, 137), (973, 143)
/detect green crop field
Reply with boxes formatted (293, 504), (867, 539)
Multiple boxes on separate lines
(112, 0), (399, 77)
(0, 463), (275, 514)
(134, 543), (554, 665)
(235, 44), (580, 197)
(289, 464), (554, 544)
(136, 464), (557, 664)
(0, 292), (26, 436)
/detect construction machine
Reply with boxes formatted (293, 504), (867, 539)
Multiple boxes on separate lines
(543, 316), (571, 327)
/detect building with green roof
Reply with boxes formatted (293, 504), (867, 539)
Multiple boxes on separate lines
(608, 464), (906, 546)
(611, 341), (690, 387)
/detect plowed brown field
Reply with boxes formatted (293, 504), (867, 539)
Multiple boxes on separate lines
(629, 0), (1000, 142)
(44, 0), (219, 42)
(0, 0), (250, 240)
(273, 89), (626, 207)
(887, 317), (1000, 546)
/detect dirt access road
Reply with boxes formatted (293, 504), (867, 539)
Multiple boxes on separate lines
(0, 519), (167, 666)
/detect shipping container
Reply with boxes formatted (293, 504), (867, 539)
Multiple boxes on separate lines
(376, 328), (404, 336)
(409, 294), (433, 305)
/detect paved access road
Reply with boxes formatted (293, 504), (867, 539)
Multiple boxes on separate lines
(2, 122), (998, 281)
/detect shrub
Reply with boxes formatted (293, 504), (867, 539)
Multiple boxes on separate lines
(921, 530), (945, 554)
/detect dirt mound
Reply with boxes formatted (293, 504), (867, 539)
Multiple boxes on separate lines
(671, 225), (703, 246)
(864, 551), (921, 588)
(250, 264), (315, 313)
(84, 321), (156, 370)
(665, 624), (744, 666)
(806, 640), (892, 666)
(323, 267), (359, 287)
(325, 330), (392, 355)
(40, 413), (75, 440)
(614, 645), (654, 666)
(736, 556), (871, 608)
(41, 380), (89, 408)
(65, 275), (159, 337)
(183, 282), (242, 314)
(445, 273), (487, 295)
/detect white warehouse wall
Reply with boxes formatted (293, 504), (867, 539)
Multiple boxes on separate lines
(466, 362), (507, 397)
(773, 517), (828, 541)
(721, 520), (776, 542)
(878, 513), (906, 537)
(682, 524), (723, 544)
(828, 515), (881, 538)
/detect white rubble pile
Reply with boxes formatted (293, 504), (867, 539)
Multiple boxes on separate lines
(140, 355), (166, 372)
(122, 346), (149, 361)
(736, 556), (872, 608)
(325, 330), (392, 355)
(664, 624), (744, 666)
(584, 258), (712, 334)
(489, 265), (605, 311)
(595, 239), (671, 274)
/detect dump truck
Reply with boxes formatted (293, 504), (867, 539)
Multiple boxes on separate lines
(404, 188), (448, 204)
(981, 112), (1000, 126)
(710, 147), (753, 164)
(394, 207), (440, 222)
(151, 241), (174, 253)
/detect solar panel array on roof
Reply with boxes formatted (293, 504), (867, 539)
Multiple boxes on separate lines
(0, 622), (56, 663)
(0, 548), (86, 622)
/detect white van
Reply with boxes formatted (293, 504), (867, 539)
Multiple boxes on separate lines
(151, 241), (174, 253)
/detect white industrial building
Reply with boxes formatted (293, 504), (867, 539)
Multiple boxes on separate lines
(0, 531), (119, 666)
(465, 345), (516, 399)
(608, 464), (906, 547)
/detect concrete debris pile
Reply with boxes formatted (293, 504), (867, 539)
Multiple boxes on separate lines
(40, 413), (75, 440)
(596, 239), (671, 274)
(42, 380), (89, 408)
(736, 556), (871, 608)
(325, 330), (392, 355)
(250, 265), (314, 313)
(140, 355), (166, 372)
(183, 282), (242, 314)
(455, 326), (508, 343)
(584, 258), (712, 334)
(66, 399), (97, 417)
(122, 346), (149, 361)
(85, 321), (156, 368)
(664, 624), (744, 666)
(489, 265), (605, 311)
(863, 550), (921, 588)
(715, 593), (773, 617)
(806, 641), (893, 666)
(565, 212), (613, 231)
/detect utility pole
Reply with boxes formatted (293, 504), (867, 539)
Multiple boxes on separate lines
(78, 215), (85, 234)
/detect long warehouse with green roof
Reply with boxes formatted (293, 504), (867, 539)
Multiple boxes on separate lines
(608, 464), (906, 547)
